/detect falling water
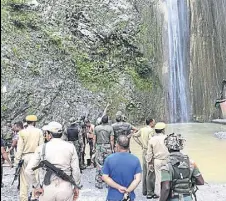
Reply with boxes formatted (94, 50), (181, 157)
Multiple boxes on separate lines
(166, 0), (190, 123)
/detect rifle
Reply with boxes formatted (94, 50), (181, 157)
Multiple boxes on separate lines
(32, 160), (82, 189)
(12, 159), (24, 185)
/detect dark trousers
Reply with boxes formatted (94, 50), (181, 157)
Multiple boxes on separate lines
(142, 151), (155, 196)
(1, 163), (2, 185)
(87, 138), (94, 159)
(80, 136), (86, 166)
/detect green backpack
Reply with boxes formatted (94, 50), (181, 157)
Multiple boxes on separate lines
(168, 154), (198, 201)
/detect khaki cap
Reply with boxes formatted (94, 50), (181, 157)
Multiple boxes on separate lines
(25, 115), (38, 122)
(155, 122), (166, 130)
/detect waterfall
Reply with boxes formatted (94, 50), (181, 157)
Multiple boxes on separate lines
(166, 0), (190, 123)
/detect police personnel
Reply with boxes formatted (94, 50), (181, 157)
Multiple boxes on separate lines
(93, 115), (114, 189)
(160, 133), (204, 201)
(146, 122), (169, 198)
(15, 115), (44, 201)
(26, 121), (81, 201)
(133, 118), (156, 199)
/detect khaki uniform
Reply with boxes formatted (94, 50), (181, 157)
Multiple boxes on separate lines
(133, 126), (155, 196)
(26, 138), (81, 201)
(94, 124), (114, 189)
(146, 133), (169, 196)
(15, 125), (44, 201)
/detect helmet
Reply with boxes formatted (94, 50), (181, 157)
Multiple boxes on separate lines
(26, 115), (38, 122)
(45, 122), (63, 134)
(116, 111), (122, 117)
(69, 117), (76, 123)
(164, 133), (185, 151)
(155, 122), (166, 130)
(116, 111), (123, 121)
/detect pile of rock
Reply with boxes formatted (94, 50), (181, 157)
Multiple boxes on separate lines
(214, 132), (226, 139)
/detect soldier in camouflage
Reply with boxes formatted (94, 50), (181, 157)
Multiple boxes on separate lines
(2, 120), (14, 163)
(65, 117), (85, 170)
(93, 115), (114, 189)
(160, 133), (204, 201)
(112, 111), (137, 147)
(78, 116), (87, 169)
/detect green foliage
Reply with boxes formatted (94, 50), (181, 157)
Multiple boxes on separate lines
(126, 68), (152, 91)
(72, 51), (119, 90)
(1, 104), (8, 111)
(1, 0), (26, 3)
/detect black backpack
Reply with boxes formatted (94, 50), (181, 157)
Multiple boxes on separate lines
(67, 124), (80, 141)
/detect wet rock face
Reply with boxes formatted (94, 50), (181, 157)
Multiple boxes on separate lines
(2, 0), (225, 126)
(189, 0), (226, 121)
(214, 132), (226, 140)
(1, 0), (164, 126)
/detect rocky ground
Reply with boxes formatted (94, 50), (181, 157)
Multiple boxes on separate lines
(1, 166), (226, 201)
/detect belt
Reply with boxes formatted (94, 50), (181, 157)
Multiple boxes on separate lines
(22, 152), (34, 155)
(172, 194), (191, 199)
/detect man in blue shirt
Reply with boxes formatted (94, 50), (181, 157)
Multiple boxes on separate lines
(102, 135), (142, 201)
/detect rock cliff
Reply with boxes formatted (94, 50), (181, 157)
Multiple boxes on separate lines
(1, 0), (225, 125)
(1, 0), (164, 126)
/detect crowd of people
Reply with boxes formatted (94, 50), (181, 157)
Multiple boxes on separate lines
(1, 111), (205, 201)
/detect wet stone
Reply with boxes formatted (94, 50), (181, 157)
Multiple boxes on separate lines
(214, 132), (226, 140)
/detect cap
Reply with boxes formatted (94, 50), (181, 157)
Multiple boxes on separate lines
(25, 115), (38, 122)
(45, 122), (63, 134)
(155, 122), (166, 130)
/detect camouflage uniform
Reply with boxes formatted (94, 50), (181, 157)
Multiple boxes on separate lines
(2, 124), (14, 163)
(112, 121), (132, 144)
(161, 133), (201, 201)
(76, 117), (87, 168)
(66, 120), (84, 170)
(94, 123), (114, 189)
